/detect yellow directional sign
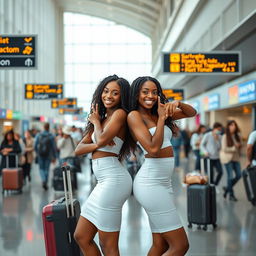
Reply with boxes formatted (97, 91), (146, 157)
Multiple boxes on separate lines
(0, 35), (36, 68)
(162, 89), (184, 101)
(25, 84), (63, 100)
(59, 108), (82, 115)
(51, 98), (77, 109)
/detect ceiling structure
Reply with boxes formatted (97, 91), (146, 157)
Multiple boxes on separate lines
(56, 0), (163, 36)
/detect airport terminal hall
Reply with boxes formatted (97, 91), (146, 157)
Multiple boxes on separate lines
(1, 0), (256, 256)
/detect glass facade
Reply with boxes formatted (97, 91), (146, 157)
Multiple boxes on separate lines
(64, 12), (152, 112)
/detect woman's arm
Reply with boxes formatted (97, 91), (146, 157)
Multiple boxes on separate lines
(75, 132), (99, 156)
(165, 101), (197, 121)
(89, 106), (127, 147)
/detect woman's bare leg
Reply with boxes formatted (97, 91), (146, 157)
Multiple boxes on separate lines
(74, 216), (101, 256)
(161, 227), (189, 256)
(98, 230), (120, 256)
(148, 233), (169, 256)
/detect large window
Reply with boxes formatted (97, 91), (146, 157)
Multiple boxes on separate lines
(64, 12), (152, 113)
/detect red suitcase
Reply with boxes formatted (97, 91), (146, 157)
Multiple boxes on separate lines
(2, 154), (23, 194)
(42, 165), (81, 256)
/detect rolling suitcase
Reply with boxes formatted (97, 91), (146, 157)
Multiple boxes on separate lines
(53, 165), (77, 191)
(2, 154), (23, 194)
(42, 165), (81, 256)
(187, 158), (217, 230)
(243, 166), (256, 206)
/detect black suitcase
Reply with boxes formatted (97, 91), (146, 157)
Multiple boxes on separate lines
(53, 165), (77, 191)
(187, 158), (217, 231)
(243, 166), (256, 206)
(42, 165), (81, 256)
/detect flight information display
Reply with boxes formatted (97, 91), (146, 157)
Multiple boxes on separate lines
(0, 35), (36, 68)
(163, 52), (240, 74)
(59, 108), (82, 115)
(51, 98), (77, 109)
(25, 84), (63, 99)
(162, 89), (184, 101)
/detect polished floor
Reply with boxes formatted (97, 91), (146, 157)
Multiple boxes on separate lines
(0, 156), (256, 256)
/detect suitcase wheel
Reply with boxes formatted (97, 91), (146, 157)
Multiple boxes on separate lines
(203, 225), (207, 231)
(188, 223), (192, 229)
(197, 225), (201, 230)
(213, 223), (217, 229)
(251, 200), (256, 206)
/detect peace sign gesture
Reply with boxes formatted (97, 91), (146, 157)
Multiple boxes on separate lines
(88, 103), (101, 125)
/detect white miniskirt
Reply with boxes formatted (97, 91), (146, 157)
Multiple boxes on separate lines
(133, 157), (183, 233)
(81, 157), (132, 232)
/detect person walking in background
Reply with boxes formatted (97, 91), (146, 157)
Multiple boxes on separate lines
(181, 128), (191, 158)
(171, 128), (183, 170)
(200, 122), (223, 188)
(34, 123), (57, 190)
(71, 125), (82, 144)
(57, 126), (76, 165)
(0, 130), (22, 175)
(190, 124), (206, 171)
(22, 130), (34, 183)
(246, 130), (256, 167)
(220, 120), (242, 201)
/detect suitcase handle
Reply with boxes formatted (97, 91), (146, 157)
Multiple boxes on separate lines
(61, 164), (75, 217)
(5, 153), (19, 168)
(200, 157), (212, 185)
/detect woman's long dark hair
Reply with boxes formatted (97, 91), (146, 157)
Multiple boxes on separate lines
(225, 120), (241, 147)
(84, 75), (131, 161)
(3, 130), (15, 144)
(129, 76), (177, 132)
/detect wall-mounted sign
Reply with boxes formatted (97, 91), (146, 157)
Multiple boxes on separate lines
(25, 84), (63, 99)
(238, 80), (256, 103)
(228, 80), (256, 105)
(0, 35), (36, 68)
(163, 52), (241, 74)
(59, 108), (83, 115)
(162, 89), (184, 101)
(51, 98), (77, 109)
(228, 85), (239, 105)
(203, 94), (219, 111)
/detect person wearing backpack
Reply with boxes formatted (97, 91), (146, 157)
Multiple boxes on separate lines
(34, 123), (57, 190)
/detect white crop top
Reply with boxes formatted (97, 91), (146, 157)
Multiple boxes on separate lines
(91, 132), (124, 155)
(137, 125), (173, 155)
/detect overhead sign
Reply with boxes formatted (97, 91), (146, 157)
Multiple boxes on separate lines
(162, 89), (184, 101)
(203, 94), (220, 111)
(25, 84), (63, 99)
(163, 52), (241, 74)
(59, 108), (83, 115)
(51, 98), (77, 109)
(228, 80), (256, 105)
(0, 35), (36, 68)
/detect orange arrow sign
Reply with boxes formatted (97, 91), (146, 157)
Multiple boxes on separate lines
(24, 37), (32, 43)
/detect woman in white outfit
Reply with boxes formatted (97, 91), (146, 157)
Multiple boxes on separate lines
(128, 76), (196, 256)
(74, 75), (132, 256)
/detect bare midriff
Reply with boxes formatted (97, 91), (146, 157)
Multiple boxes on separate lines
(92, 151), (118, 160)
(145, 146), (174, 158)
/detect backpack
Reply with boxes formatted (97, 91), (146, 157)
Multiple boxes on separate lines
(38, 133), (52, 157)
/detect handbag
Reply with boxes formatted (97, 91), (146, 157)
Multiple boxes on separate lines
(184, 172), (208, 185)
(19, 154), (26, 166)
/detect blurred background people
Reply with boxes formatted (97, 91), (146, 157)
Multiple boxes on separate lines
(190, 124), (206, 171)
(220, 120), (242, 201)
(246, 129), (256, 167)
(180, 128), (191, 159)
(34, 123), (57, 190)
(200, 122), (223, 189)
(71, 125), (82, 144)
(22, 130), (35, 183)
(0, 130), (22, 174)
(171, 128), (183, 170)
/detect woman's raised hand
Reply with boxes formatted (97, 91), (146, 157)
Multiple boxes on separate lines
(157, 96), (168, 120)
(88, 104), (101, 125)
(165, 100), (180, 117)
